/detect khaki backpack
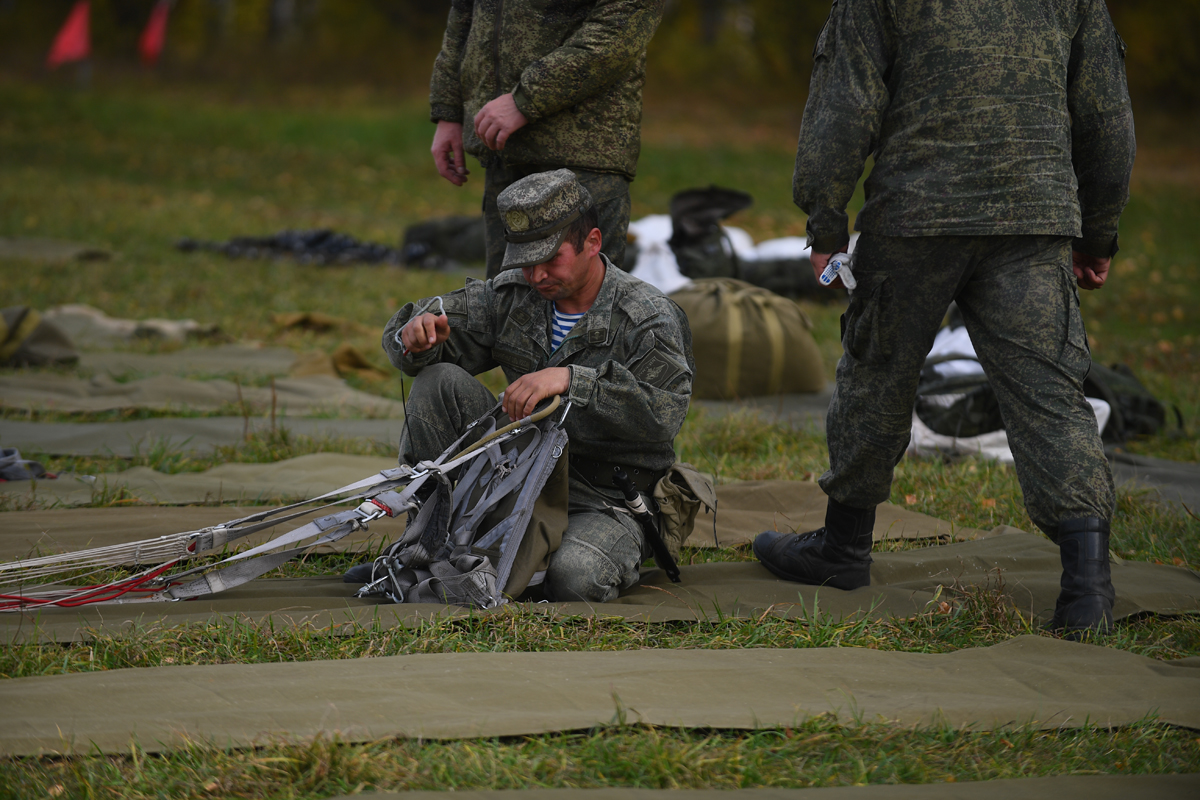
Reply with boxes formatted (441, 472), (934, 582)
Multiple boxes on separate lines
(670, 279), (825, 399)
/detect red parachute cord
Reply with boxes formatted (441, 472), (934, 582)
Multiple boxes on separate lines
(0, 560), (179, 611)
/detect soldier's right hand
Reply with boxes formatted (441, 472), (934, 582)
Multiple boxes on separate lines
(401, 313), (451, 353)
(432, 121), (470, 186)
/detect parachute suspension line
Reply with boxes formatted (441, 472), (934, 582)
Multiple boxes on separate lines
(0, 396), (565, 611)
(394, 295), (446, 464)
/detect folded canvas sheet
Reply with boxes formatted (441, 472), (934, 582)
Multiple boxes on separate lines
(0, 373), (404, 416)
(0, 505), (388, 562)
(1108, 451), (1200, 510)
(78, 345), (297, 378)
(0, 237), (109, 262)
(328, 775), (1200, 800)
(0, 453), (400, 507)
(4, 531), (1197, 643)
(2, 636), (1198, 756)
(0, 416), (405, 458)
(0, 453), (983, 544)
(692, 389), (834, 430)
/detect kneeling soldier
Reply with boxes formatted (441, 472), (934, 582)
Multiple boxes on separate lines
(381, 169), (694, 602)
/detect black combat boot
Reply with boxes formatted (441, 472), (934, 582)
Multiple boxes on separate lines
(752, 498), (875, 590)
(1048, 517), (1115, 638)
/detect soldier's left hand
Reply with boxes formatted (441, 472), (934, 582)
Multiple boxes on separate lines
(1072, 251), (1110, 290)
(503, 368), (570, 420)
(474, 93), (529, 151)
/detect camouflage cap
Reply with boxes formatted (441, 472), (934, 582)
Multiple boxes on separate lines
(497, 169), (594, 270)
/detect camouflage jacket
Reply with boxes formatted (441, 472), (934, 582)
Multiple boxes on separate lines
(429, 0), (664, 179)
(794, 0), (1135, 257)
(382, 257), (694, 471)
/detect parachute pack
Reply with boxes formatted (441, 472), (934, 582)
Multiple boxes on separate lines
(0, 397), (574, 612)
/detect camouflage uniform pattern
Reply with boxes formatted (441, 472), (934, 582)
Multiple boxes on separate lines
(383, 257), (693, 473)
(382, 259), (693, 601)
(430, 0), (664, 178)
(794, 0), (1135, 255)
(484, 164), (630, 277)
(821, 234), (1115, 538)
(794, 0), (1132, 537)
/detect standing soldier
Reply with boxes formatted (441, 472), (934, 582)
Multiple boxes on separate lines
(428, 0), (665, 277)
(754, 0), (1135, 637)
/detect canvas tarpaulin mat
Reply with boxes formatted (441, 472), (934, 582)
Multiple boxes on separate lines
(692, 388), (834, 430)
(0, 453), (401, 506)
(1108, 450), (1200, 510)
(0, 373), (404, 416)
(0, 416), (405, 458)
(2, 635), (1198, 756)
(3, 531), (1198, 643)
(327, 775), (1200, 800)
(0, 237), (109, 262)
(0, 453), (983, 543)
(0, 505), (389, 563)
(78, 344), (297, 378)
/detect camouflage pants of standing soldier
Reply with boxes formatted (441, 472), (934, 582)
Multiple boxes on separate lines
(399, 363), (648, 602)
(483, 162), (632, 278)
(820, 234), (1116, 539)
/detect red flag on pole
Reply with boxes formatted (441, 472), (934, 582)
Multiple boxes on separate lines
(139, 1), (172, 67)
(46, 1), (91, 69)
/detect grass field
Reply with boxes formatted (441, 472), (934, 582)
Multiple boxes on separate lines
(1, 78), (1198, 797)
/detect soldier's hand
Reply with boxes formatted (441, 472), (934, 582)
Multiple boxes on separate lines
(474, 93), (529, 151)
(432, 121), (470, 186)
(811, 251), (847, 290)
(503, 368), (570, 421)
(1072, 251), (1110, 291)
(400, 313), (450, 354)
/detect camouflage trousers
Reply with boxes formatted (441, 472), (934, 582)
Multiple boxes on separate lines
(399, 363), (647, 602)
(820, 234), (1115, 539)
(483, 161), (632, 278)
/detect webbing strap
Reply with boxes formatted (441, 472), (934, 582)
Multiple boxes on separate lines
(748, 293), (786, 396)
(724, 291), (742, 398)
(492, 426), (567, 594)
(166, 522), (357, 601)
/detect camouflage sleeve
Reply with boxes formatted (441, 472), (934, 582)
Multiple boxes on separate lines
(565, 302), (692, 445)
(1068, 0), (1135, 258)
(511, 0), (665, 122)
(381, 279), (501, 377)
(792, 0), (893, 253)
(429, 0), (474, 124)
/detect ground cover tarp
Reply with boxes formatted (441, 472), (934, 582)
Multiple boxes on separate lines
(692, 389), (834, 430)
(327, 775), (1200, 800)
(0, 373), (404, 416)
(0, 237), (109, 262)
(0, 453), (400, 506)
(0, 416), (404, 458)
(0, 505), (386, 562)
(1108, 450), (1200, 509)
(0, 456), (982, 544)
(4, 530), (1198, 643)
(78, 345), (297, 377)
(2, 635), (1198, 756)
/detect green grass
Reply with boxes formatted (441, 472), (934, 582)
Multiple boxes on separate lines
(2, 720), (1195, 799)
(1, 79), (1199, 795)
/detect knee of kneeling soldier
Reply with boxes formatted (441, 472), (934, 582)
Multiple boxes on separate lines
(544, 538), (628, 603)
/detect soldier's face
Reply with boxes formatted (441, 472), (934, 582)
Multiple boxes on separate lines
(523, 228), (602, 303)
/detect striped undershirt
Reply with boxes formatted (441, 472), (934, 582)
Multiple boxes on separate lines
(550, 305), (585, 352)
